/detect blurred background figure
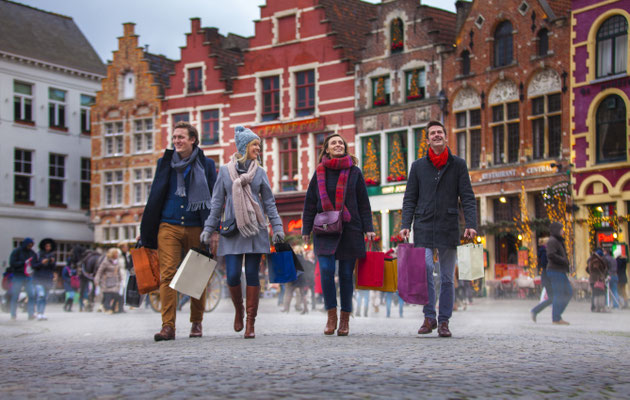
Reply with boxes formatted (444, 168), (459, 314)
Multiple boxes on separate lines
(385, 291), (404, 318)
(9, 238), (36, 320)
(33, 238), (56, 320)
(615, 247), (627, 308)
(95, 248), (123, 314)
(604, 248), (621, 309)
(586, 249), (608, 313)
(61, 262), (78, 312)
(355, 289), (370, 317)
(531, 237), (551, 322)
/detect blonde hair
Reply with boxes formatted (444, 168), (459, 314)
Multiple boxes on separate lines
(318, 134), (358, 165)
(236, 139), (261, 164)
(106, 248), (119, 259)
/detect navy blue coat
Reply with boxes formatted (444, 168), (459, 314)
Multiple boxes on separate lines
(302, 166), (374, 260)
(140, 149), (217, 249)
(9, 240), (37, 275)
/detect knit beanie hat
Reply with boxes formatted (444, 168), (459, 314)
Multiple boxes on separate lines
(22, 237), (34, 247)
(235, 126), (260, 157)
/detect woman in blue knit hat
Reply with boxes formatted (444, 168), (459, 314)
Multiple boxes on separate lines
(201, 125), (284, 339)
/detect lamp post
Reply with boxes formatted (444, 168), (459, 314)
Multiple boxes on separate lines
(438, 90), (448, 123)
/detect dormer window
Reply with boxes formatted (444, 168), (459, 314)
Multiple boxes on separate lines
(391, 18), (404, 53)
(123, 71), (135, 99)
(278, 14), (296, 43)
(372, 76), (390, 107)
(188, 67), (203, 93)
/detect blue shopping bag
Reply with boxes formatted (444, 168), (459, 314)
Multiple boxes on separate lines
(268, 250), (298, 283)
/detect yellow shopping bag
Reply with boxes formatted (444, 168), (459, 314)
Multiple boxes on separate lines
(356, 258), (397, 292)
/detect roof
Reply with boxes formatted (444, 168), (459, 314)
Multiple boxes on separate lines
(420, 5), (457, 46)
(0, 0), (105, 76)
(540, 0), (571, 20)
(203, 28), (247, 92)
(143, 52), (176, 98)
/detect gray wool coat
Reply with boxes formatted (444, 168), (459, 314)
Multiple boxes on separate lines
(204, 165), (283, 256)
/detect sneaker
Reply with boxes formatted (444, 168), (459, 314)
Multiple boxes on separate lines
(39, 314), (48, 321)
(553, 319), (570, 325)
(530, 311), (537, 323)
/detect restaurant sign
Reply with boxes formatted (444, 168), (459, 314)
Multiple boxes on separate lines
(476, 163), (555, 182)
(253, 117), (325, 138)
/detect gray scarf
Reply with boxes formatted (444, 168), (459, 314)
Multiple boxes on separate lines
(170, 147), (211, 211)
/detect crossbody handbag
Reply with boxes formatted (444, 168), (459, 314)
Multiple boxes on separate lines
(313, 178), (347, 235)
(220, 215), (239, 237)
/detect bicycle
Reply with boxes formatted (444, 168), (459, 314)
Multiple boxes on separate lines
(148, 269), (224, 313)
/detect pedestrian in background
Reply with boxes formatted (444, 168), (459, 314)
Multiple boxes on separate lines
(140, 121), (217, 341)
(302, 133), (375, 336)
(95, 248), (122, 314)
(546, 222), (572, 324)
(33, 238), (56, 320)
(604, 248), (621, 309)
(61, 263), (77, 312)
(202, 126), (284, 339)
(616, 248), (627, 308)
(8, 238), (37, 320)
(586, 250), (608, 312)
(400, 120), (477, 337)
(531, 237), (551, 322)
(355, 289), (370, 317)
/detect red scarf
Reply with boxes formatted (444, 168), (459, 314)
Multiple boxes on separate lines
(316, 155), (353, 222)
(429, 147), (449, 170)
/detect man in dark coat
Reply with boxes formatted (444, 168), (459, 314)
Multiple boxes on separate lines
(400, 120), (477, 337)
(139, 122), (217, 341)
(545, 221), (572, 324)
(8, 237), (37, 320)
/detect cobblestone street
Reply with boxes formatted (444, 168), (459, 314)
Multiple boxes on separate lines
(1, 297), (629, 399)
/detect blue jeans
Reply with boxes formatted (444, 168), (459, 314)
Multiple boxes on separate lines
(318, 256), (356, 312)
(35, 282), (51, 314)
(423, 247), (456, 323)
(531, 270), (553, 315)
(547, 269), (572, 322)
(610, 275), (620, 308)
(225, 254), (262, 287)
(10, 275), (35, 318)
(385, 292), (404, 317)
(356, 290), (369, 313)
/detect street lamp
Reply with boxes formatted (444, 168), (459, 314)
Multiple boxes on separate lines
(438, 90), (448, 122)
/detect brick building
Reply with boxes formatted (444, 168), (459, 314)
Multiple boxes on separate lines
(91, 23), (175, 244)
(443, 0), (572, 279)
(571, 0), (630, 276)
(354, 0), (456, 250)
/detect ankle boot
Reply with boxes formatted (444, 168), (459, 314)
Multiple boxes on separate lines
(229, 284), (244, 332)
(324, 308), (337, 335)
(338, 310), (351, 336)
(244, 286), (260, 339)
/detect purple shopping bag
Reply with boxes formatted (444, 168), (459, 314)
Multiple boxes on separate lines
(396, 243), (428, 305)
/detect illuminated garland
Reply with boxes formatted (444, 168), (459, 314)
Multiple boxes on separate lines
(542, 181), (574, 272)
(585, 207), (620, 250)
(514, 185), (535, 276)
(391, 18), (403, 51)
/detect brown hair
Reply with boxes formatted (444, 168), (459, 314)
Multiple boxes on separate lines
(317, 133), (358, 165)
(427, 120), (445, 132)
(173, 121), (199, 146)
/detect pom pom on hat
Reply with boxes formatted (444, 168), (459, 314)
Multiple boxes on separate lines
(234, 126), (261, 157)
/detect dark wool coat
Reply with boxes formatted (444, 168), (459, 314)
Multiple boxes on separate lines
(546, 225), (570, 273)
(140, 149), (217, 249)
(401, 150), (477, 248)
(302, 166), (374, 260)
(9, 240), (37, 275)
(586, 253), (608, 284)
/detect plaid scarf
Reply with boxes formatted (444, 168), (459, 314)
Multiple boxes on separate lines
(316, 155), (352, 223)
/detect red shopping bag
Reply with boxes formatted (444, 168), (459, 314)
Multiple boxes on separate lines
(356, 242), (385, 287)
(397, 243), (428, 305)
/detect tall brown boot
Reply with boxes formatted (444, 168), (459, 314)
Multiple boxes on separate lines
(338, 310), (351, 336)
(324, 308), (337, 335)
(229, 284), (244, 332)
(244, 286), (260, 339)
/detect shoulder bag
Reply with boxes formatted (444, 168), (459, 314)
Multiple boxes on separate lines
(313, 177), (347, 235)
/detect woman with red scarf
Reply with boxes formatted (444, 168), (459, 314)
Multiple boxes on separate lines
(302, 134), (375, 336)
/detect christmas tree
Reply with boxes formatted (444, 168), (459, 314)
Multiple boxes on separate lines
(407, 70), (420, 100)
(417, 128), (428, 159)
(363, 137), (380, 186)
(374, 77), (386, 106)
(391, 18), (404, 51)
(388, 133), (407, 182)
(390, 210), (403, 246)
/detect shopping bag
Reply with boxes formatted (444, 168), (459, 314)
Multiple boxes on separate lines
(397, 243), (428, 305)
(356, 243), (385, 287)
(169, 248), (217, 300)
(357, 257), (397, 292)
(268, 246), (298, 284)
(125, 275), (141, 307)
(457, 243), (484, 280)
(130, 246), (160, 294)
(273, 242), (304, 271)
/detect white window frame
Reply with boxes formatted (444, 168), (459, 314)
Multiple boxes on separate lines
(132, 167), (153, 205)
(104, 121), (124, 157)
(80, 94), (95, 134)
(48, 88), (66, 128)
(133, 118), (153, 154)
(49, 153), (66, 206)
(103, 170), (124, 207)
(14, 148), (34, 203)
(14, 81), (33, 122)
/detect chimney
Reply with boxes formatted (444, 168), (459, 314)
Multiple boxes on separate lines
(191, 18), (201, 33)
(123, 22), (136, 37)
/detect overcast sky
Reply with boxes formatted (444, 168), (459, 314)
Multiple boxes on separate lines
(16, 0), (456, 63)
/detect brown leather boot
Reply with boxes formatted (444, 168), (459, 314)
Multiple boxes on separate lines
(337, 310), (351, 336)
(154, 325), (175, 342)
(244, 286), (260, 339)
(324, 308), (337, 335)
(437, 321), (452, 337)
(229, 284), (244, 332)
(189, 322), (202, 338)
(417, 317), (437, 334)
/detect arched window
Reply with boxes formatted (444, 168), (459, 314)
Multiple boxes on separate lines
(461, 50), (471, 76)
(123, 71), (135, 99)
(596, 94), (627, 163)
(596, 15), (628, 77)
(390, 18), (404, 53)
(494, 21), (513, 67)
(537, 28), (549, 57)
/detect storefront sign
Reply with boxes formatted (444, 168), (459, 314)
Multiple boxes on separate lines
(478, 163), (555, 182)
(253, 117), (325, 138)
(598, 232), (615, 243)
(287, 219), (302, 233)
(381, 184), (407, 195)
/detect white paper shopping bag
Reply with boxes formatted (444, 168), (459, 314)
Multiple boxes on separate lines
(457, 243), (484, 280)
(169, 248), (217, 299)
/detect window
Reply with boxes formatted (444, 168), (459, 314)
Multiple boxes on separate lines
(405, 69), (425, 101)
(362, 135), (381, 186)
(123, 71), (135, 99)
(134, 119), (153, 153)
(280, 137), (298, 191)
(537, 29), (549, 57)
(494, 21), (514, 67)
(531, 93), (562, 160)
(391, 18), (404, 53)
(80, 158), (90, 210)
(133, 168), (153, 205)
(262, 76), (280, 121)
(295, 70), (315, 116)
(414, 127), (428, 159)
(372, 76), (390, 107)
(389, 210), (403, 244)
(104, 122), (124, 156)
(172, 113), (189, 127)
(80, 95), (95, 134)
(387, 132), (407, 182)
(455, 109), (482, 169)
(314, 132), (326, 162)
(201, 110), (219, 145)
(596, 15), (628, 77)
(494, 196), (519, 222)
(278, 14), (296, 42)
(48, 88), (66, 129)
(187, 67), (202, 93)
(104, 170), (124, 207)
(14, 149), (33, 203)
(14, 81), (33, 123)
(596, 94), (627, 163)
(49, 153), (65, 206)
(461, 50), (471, 76)
(491, 101), (519, 164)
(590, 204), (616, 228)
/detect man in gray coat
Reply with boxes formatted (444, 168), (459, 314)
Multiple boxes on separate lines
(400, 120), (477, 337)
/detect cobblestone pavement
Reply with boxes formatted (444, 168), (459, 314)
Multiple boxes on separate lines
(1, 296), (629, 399)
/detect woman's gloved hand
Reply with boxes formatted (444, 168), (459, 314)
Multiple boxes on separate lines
(200, 230), (213, 245)
(272, 231), (285, 243)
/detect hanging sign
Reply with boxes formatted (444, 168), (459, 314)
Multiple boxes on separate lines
(253, 117), (325, 138)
